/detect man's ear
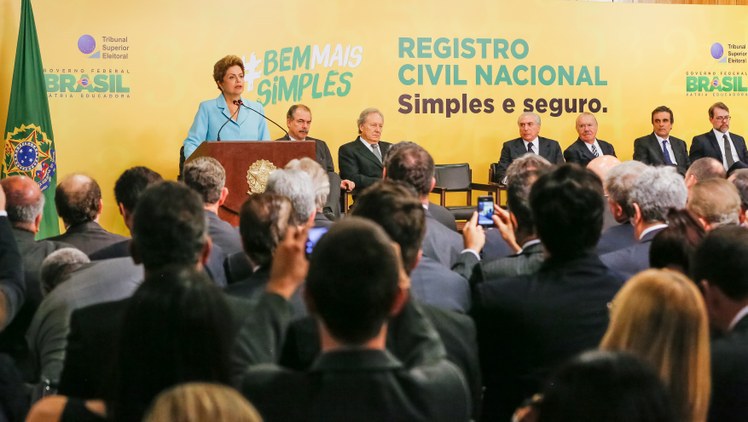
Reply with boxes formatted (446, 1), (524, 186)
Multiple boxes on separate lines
(217, 187), (229, 207)
(117, 202), (126, 217)
(389, 286), (408, 317)
(382, 167), (387, 180)
(632, 202), (643, 225)
(33, 213), (43, 232)
(429, 177), (436, 193)
(199, 236), (213, 268)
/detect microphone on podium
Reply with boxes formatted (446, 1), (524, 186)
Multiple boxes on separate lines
(234, 100), (289, 138)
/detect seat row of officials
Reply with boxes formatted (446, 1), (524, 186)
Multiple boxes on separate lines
(183, 55), (746, 198)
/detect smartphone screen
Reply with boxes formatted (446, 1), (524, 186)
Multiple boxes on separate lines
(305, 226), (329, 256)
(477, 196), (494, 226)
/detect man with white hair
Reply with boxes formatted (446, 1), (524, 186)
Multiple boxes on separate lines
(596, 160), (648, 254)
(687, 178), (742, 230)
(266, 168), (316, 226)
(601, 166), (688, 279)
(285, 158), (332, 228)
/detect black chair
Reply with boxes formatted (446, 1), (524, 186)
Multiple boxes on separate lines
(432, 163), (505, 221)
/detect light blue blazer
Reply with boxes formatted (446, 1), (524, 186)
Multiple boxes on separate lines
(183, 94), (271, 158)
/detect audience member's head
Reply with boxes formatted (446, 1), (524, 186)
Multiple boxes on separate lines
(113, 166), (163, 230)
(132, 181), (208, 273)
(685, 157), (725, 189)
(586, 155), (621, 184)
(39, 248), (90, 295)
(305, 217), (405, 347)
(504, 153), (552, 186)
(54, 173), (102, 227)
(534, 350), (675, 422)
(0, 175), (44, 233)
(285, 157), (330, 212)
(352, 181), (425, 273)
(629, 166), (687, 236)
(600, 269), (710, 422)
(114, 267), (233, 422)
(266, 168), (315, 225)
(649, 209), (705, 275)
(692, 225), (748, 333)
(529, 164), (604, 259)
(687, 178), (741, 230)
(505, 159), (550, 242)
(383, 141), (435, 198)
(604, 160), (647, 224)
(239, 193), (296, 269)
(729, 168), (748, 222)
(144, 383), (262, 422)
(183, 157), (227, 206)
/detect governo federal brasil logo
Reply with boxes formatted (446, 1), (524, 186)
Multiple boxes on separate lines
(3, 124), (56, 191)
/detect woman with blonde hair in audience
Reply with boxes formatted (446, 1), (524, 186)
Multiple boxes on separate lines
(144, 382), (262, 422)
(600, 269), (711, 422)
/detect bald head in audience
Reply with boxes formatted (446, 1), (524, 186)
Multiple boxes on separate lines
(587, 155), (621, 184)
(685, 157), (725, 189)
(0, 175), (44, 233)
(55, 174), (103, 228)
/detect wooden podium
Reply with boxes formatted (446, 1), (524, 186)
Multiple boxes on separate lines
(186, 140), (316, 226)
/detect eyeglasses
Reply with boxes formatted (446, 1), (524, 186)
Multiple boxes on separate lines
(714, 115), (731, 121)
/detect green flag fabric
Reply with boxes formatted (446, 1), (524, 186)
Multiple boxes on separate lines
(2, 0), (59, 238)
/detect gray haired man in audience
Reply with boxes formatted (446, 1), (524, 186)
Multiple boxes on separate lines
(600, 166), (687, 279)
(687, 178), (742, 230)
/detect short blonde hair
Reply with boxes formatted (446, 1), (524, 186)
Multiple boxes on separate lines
(213, 55), (244, 88)
(144, 383), (262, 422)
(600, 269), (710, 422)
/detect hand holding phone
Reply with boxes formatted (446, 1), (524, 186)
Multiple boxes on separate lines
(477, 196), (494, 227)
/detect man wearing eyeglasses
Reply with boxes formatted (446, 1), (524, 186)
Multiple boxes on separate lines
(690, 102), (748, 171)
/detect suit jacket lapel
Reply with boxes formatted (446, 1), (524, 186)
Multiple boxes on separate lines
(512, 139), (528, 157)
(707, 131), (724, 161)
(577, 139), (595, 161)
(355, 138), (383, 168)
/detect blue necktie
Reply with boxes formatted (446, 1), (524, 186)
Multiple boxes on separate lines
(662, 140), (674, 165)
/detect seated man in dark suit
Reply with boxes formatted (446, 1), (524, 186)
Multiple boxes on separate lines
(494, 112), (564, 183)
(0, 185), (24, 331)
(383, 142), (465, 268)
(338, 107), (391, 197)
(225, 192), (305, 317)
(563, 112), (616, 167)
(183, 157), (243, 257)
(471, 164), (624, 422)
(0, 176), (69, 379)
(633, 105), (690, 175)
(242, 217), (471, 422)
(278, 104), (354, 219)
(470, 163), (547, 284)
(88, 166), (162, 260)
(692, 226), (748, 422)
(596, 160), (647, 254)
(601, 166), (687, 279)
(690, 102), (748, 170)
(47, 174), (127, 256)
(58, 182), (255, 399)
(279, 181), (483, 418)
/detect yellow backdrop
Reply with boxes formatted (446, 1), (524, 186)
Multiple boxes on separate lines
(1, 0), (747, 235)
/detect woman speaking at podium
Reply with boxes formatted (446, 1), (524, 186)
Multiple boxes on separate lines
(183, 55), (270, 159)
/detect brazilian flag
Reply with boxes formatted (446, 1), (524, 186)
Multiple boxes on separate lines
(2, 0), (59, 238)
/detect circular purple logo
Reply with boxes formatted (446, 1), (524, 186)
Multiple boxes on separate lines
(711, 42), (724, 60)
(78, 35), (96, 54)
(78, 77), (89, 87)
